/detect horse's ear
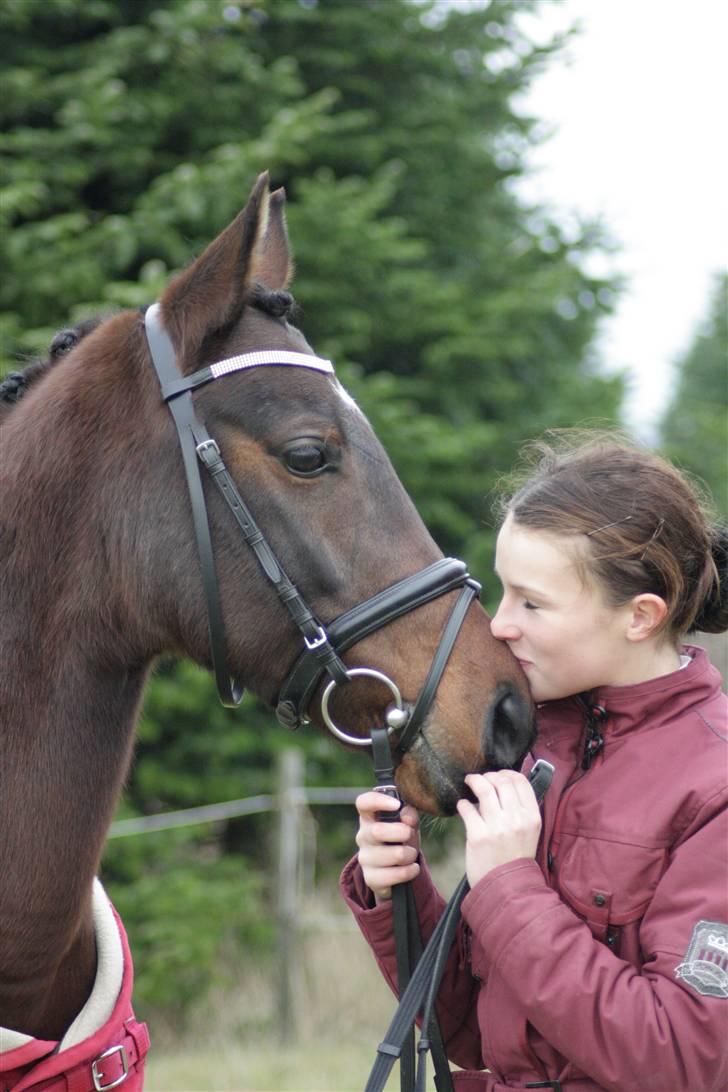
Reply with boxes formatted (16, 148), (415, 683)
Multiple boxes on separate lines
(250, 186), (294, 291)
(160, 172), (277, 364)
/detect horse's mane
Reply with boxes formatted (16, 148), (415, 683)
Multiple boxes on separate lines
(0, 317), (105, 418)
(0, 286), (296, 419)
(248, 284), (297, 320)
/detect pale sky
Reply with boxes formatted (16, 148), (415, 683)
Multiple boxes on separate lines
(511, 0), (727, 440)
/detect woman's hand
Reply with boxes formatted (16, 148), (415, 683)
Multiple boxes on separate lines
(355, 791), (421, 903)
(456, 770), (541, 889)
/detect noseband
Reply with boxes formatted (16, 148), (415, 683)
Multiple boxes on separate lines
(144, 302), (480, 756)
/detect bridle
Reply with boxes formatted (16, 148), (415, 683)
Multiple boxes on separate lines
(144, 302), (480, 757)
(144, 301), (551, 1092)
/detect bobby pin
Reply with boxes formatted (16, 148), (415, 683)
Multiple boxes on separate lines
(586, 515), (633, 537)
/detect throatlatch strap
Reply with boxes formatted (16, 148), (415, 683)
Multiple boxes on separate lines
(144, 303), (348, 708)
(145, 305), (243, 707)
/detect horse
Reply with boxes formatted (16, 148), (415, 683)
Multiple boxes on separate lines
(0, 173), (533, 1049)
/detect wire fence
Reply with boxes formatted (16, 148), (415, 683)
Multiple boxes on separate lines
(108, 751), (366, 1043)
(108, 785), (365, 838)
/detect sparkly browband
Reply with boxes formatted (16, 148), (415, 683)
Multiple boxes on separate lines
(143, 306), (335, 403)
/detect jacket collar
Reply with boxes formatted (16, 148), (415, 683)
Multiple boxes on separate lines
(539, 645), (722, 743)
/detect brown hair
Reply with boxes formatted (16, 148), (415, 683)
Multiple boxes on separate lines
(496, 431), (728, 638)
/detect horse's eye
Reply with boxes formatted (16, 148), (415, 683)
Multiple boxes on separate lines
(283, 441), (329, 477)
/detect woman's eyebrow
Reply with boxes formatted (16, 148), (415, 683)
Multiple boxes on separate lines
(512, 583), (548, 597)
(495, 570), (550, 599)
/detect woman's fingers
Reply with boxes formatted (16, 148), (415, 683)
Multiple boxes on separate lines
(355, 790), (401, 819)
(356, 816), (419, 849)
(355, 794), (419, 843)
(495, 770), (540, 811)
(354, 791), (421, 901)
(458, 770), (542, 889)
(358, 841), (419, 870)
(357, 842), (421, 901)
(465, 770), (538, 815)
(463, 772), (501, 813)
(455, 797), (482, 837)
(359, 859), (421, 902)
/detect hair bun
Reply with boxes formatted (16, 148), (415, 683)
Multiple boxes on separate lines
(692, 525), (728, 634)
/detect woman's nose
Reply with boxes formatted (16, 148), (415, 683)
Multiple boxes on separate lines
(490, 601), (520, 642)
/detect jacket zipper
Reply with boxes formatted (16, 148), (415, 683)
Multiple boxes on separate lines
(547, 697), (608, 873)
(581, 701), (607, 770)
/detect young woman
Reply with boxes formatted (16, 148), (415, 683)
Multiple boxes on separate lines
(341, 434), (728, 1092)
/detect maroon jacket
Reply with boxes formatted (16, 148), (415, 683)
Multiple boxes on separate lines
(341, 646), (728, 1091)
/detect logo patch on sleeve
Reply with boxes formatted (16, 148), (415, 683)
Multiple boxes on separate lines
(675, 920), (728, 999)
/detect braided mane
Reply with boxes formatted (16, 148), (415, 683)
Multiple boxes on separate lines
(0, 317), (103, 416)
(248, 283), (297, 320)
(0, 289), (295, 421)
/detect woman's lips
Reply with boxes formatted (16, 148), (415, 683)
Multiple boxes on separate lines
(516, 658), (533, 669)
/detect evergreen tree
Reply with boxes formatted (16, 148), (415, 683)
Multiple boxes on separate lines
(1, 0), (625, 1018)
(660, 273), (728, 518)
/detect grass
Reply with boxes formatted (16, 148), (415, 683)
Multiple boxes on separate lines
(144, 1038), (406, 1091)
(142, 837), (470, 1091)
(140, 869), (469, 1092)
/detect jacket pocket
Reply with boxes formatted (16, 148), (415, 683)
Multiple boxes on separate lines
(559, 885), (612, 942)
(554, 833), (668, 946)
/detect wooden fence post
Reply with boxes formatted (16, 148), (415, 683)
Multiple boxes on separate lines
(276, 747), (305, 1042)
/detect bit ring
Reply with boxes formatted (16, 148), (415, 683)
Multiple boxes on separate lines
(320, 668), (405, 747)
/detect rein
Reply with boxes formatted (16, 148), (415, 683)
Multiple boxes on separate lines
(366, 756), (555, 1092)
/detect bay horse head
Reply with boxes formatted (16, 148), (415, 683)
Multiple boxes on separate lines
(141, 172), (534, 809)
(0, 173), (532, 1039)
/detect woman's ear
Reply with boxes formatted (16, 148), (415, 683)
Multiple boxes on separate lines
(626, 594), (669, 642)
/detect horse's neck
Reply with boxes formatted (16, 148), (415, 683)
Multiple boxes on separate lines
(0, 634), (148, 1037)
(0, 399), (152, 1038)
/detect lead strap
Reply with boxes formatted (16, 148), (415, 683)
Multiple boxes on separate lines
(365, 761), (554, 1092)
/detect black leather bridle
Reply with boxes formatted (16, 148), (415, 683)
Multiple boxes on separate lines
(144, 302), (551, 1092)
(144, 302), (480, 755)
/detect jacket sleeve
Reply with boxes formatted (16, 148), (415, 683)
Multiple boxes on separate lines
(340, 853), (485, 1069)
(461, 789), (728, 1092)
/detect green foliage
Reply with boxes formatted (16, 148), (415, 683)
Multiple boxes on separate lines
(3, 0), (625, 1019)
(104, 832), (270, 1015)
(659, 273), (728, 518)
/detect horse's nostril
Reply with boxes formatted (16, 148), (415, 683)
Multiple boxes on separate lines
(486, 686), (535, 771)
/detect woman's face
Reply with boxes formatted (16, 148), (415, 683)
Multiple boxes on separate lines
(491, 514), (633, 702)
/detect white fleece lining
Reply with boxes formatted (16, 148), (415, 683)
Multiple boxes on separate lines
(59, 878), (124, 1050)
(0, 1026), (33, 1051)
(0, 879), (124, 1055)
